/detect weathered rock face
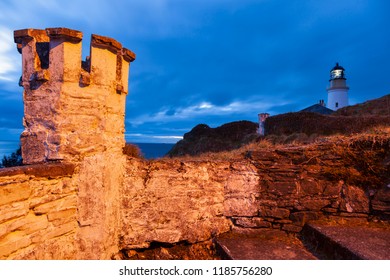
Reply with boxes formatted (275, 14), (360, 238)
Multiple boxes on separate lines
(224, 162), (260, 217)
(0, 163), (77, 259)
(75, 153), (126, 259)
(121, 158), (232, 248)
(167, 121), (258, 157)
(226, 135), (389, 233)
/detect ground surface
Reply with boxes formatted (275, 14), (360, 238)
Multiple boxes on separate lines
(302, 221), (390, 260)
(215, 222), (390, 260)
(215, 228), (317, 260)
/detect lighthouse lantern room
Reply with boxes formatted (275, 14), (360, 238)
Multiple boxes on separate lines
(327, 62), (349, 111)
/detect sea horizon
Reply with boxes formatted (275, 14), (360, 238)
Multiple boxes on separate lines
(0, 141), (175, 160)
(130, 142), (175, 159)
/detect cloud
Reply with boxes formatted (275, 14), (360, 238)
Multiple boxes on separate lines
(125, 133), (183, 144)
(151, 135), (183, 140)
(127, 96), (288, 126)
(0, 26), (20, 82)
(0, 0), (243, 40)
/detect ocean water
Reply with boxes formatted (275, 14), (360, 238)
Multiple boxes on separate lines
(133, 143), (175, 159)
(0, 141), (175, 161)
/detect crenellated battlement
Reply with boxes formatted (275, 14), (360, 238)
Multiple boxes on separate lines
(14, 27), (135, 91)
(14, 27), (136, 164)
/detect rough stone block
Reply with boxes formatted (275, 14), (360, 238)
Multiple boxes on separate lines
(32, 195), (77, 215)
(322, 207), (338, 213)
(340, 185), (369, 213)
(31, 221), (77, 244)
(277, 219), (293, 224)
(224, 197), (258, 217)
(0, 231), (31, 258)
(48, 208), (77, 222)
(259, 206), (290, 219)
(19, 212), (49, 234)
(323, 181), (343, 196)
(0, 163), (75, 179)
(29, 193), (67, 209)
(276, 199), (299, 208)
(0, 217), (26, 240)
(0, 183), (31, 206)
(10, 233), (77, 260)
(234, 217), (271, 228)
(29, 178), (75, 199)
(46, 222), (77, 240)
(24, 98), (58, 121)
(0, 175), (26, 184)
(0, 202), (29, 224)
(299, 179), (322, 195)
(299, 198), (331, 211)
(267, 181), (297, 196)
(0, 212), (49, 241)
(282, 224), (302, 233)
(20, 131), (47, 164)
(257, 199), (278, 207)
(224, 170), (259, 195)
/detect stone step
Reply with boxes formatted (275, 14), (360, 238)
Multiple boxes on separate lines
(301, 222), (390, 260)
(215, 228), (317, 260)
(215, 222), (390, 260)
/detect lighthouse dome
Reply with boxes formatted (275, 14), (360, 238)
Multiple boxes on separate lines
(330, 62), (346, 80)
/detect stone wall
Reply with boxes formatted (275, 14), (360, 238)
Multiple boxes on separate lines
(121, 159), (232, 249)
(120, 135), (390, 252)
(226, 141), (377, 233)
(1, 136), (389, 259)
(0, 163), (77, 259)
(0, 158), (127, 260)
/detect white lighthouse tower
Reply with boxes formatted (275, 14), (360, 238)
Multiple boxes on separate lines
(327, 63), (349, 111)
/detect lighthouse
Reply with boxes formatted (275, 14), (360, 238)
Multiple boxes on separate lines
(327, 63), (349, 111)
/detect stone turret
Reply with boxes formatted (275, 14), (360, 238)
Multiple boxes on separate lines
(14, 27), (135, 259)
(14, 27), (135, 164)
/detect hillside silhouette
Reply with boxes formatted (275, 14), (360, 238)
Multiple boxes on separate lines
(167, 121), (258, 157)
(266, 94), (390, 136)
(168, 94), (390, 157)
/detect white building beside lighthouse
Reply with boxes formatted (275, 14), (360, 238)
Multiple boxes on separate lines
(327, 63), (349, 111)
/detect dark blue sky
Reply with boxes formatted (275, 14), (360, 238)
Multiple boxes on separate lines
(0, 0), (389, 147)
